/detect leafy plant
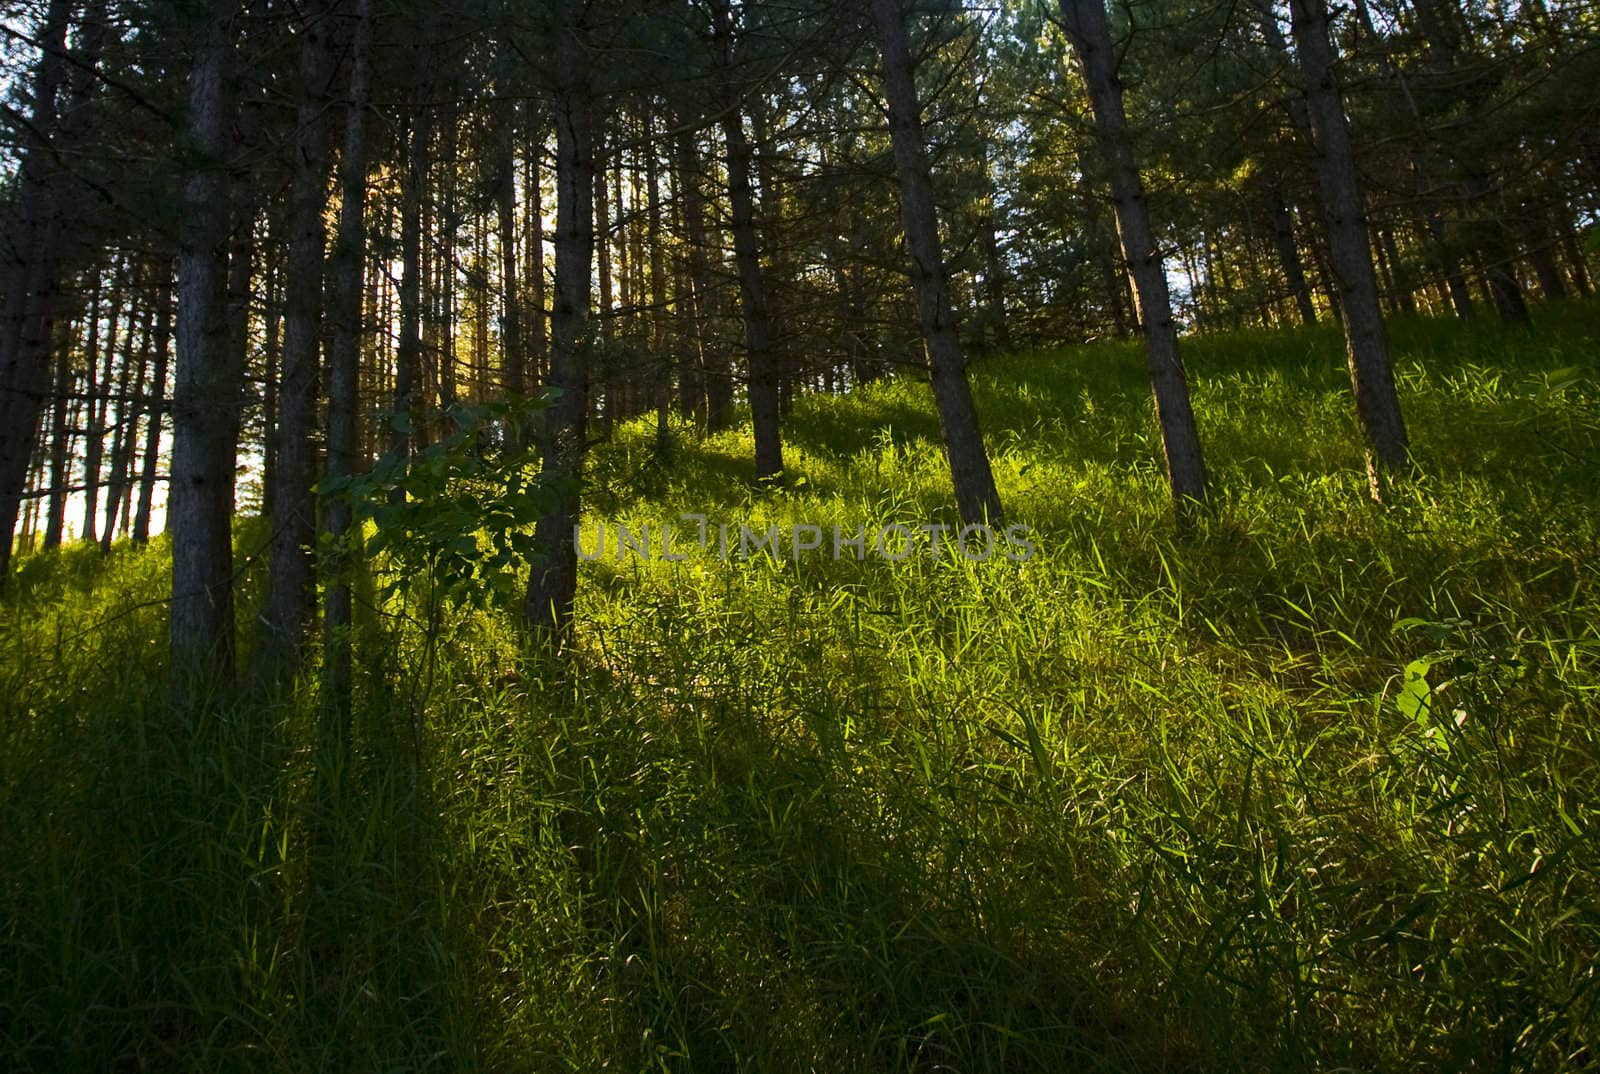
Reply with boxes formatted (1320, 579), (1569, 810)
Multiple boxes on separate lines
(318, 394), (560, 610)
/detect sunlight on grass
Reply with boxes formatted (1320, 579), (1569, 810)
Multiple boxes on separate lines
(3, 304), (1598, 1071)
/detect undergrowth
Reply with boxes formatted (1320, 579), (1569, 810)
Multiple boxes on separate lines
(2, 303), (1597, 1071)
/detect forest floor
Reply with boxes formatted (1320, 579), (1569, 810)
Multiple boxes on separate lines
(3, 303), (1598, 1072)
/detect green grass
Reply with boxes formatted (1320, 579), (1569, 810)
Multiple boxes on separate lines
(3, 302), (1598, 1071)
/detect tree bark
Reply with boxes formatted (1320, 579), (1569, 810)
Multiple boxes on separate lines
(675, 128), (718, 428)
(259, 238), (281, 519)
(1270, 193), (1318, 324)
(82, 265), (122, 545)
(266, 5), (334, 672)
(170, 12), (244, 688)
(0, 0), (73, 577)
(981, 212), (1011, 349)
(1561, 217), (1592, 297)
(1058, 0), (1208, 520)
(43, 317), (76, 549)
(133, 261), (173, 545)
(496, 90), (525, 444)
(873, 0), (1004, 525)
(1524, 215), (1567, 300)
(323, 0), (372, 722)
(1427, 213), (1475, 317)
(646, 110), (672, 455)
(1288, 0), (1409, 499)
(392, 98), (430, 490)
(711, 0), (782, 482)
(524, 12), (594, 642)
(525, 115), (548, 383)
(1380, 228), (1417, 314)
(594, 125), (616, 432)
(103, 288), (152, 549)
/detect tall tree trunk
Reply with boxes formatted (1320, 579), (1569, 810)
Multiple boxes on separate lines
(616, 135), (633, 349)
(1058, 0), (1208, 520)
(646, 109), (672, 455)
(266, 7), (334, 673)
(1270, 193), (1318, 324)
(524, 13), (594, 642)
(496, 91), (525, 443)
(711, 0), (782, 481)
(392, 98), (430, 489)
(844, 212), (881, 383)
(259, 237), (281, 518)
(525, 115), (548, 382)
(873, 0), (1003, 525)
(1523, 209), (1567, 300)
(323, 0), (372, 724)
(43, 317), (76, 549)
(0, 0), (73, 578)
(133, 261), (174, 544)
(103, 291), (152, 549)
(473, 211), (489, 404)
(1561, 218), (1592, 297)
(749, 92), (793, 420)
(594, 126), (615, 432)
(1427, 214), (1475, 316)
(1288, 0), (1409, 499)
(980, 209), (1011, 349)
(675, 128), (716, 427)
(436, 121), (458, 424)
(1380, 228), (1417, 314)
(625, 129), (645, 417)
(170, 12), (244, 688)
(1467, 175), (1532, 326)
(1410, 0), (1530, 326)
(83, 265), (123, 545)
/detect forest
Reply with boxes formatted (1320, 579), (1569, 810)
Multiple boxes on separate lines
(1, 0), (1597, 1068)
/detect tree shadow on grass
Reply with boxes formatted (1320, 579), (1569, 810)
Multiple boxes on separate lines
(0, 618), (484, 1073)
(522, 644), (1226, 1073)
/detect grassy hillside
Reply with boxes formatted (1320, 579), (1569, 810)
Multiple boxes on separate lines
(3, 305), (1598, 1071)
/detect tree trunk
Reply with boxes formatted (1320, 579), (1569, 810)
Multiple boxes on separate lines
(0, 0), (73, 578)
(981, 203), (1012, 348)
(1288, 0), (1409, 499)
(83, 265), (123, 545)
(1467, 174), (1532, 326)
(496, 91), (525, 443)
(525, 115), (548, 382)
(1561, 218), (1592, 297)
(594, 126), (615, 432)
(1059, 0), (1208, 520)
(170, 12), (244, 688)
(646, 110), (672, 455)
(43, 317), (76, 549)
(749, 92), (794, 421)
(616, 134), (633, 350)
(1270, 193), (1318, 324)
(103, 290), (152, 549)
(1427, 214), (1475, 317)
(675, 128), (717, 428)
(323, 0), (372, 723)
(711, 0), (782, 481)
(524, 13), (594, 642)
(1523, 210), (1566, 300)
(259, 237), (281, 518)
(392, 99), (430, 489)
(1380, 229), (1417, 315)
(434, 118), (457, 433)
(874, 0), (1003, 526)
(1411, 0), (1531, 327)
(266, 7), (334, 673)
(133, 261), (174, 545)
